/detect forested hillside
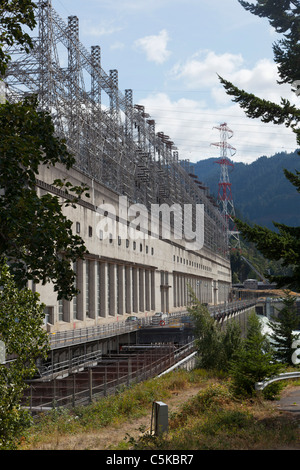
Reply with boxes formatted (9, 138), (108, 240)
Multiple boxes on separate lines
(192, 150), (300, 283)
(193, 150), (300, 230)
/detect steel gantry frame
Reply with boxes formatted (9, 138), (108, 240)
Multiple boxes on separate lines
(4, 0), (228, 258)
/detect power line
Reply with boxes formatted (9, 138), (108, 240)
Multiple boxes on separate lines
(139, 106), (297, 129)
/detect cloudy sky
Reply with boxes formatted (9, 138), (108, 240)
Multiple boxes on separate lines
(52, 0), (299, 164)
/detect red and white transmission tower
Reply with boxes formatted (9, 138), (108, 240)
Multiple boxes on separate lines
(211, 123), (241, 250)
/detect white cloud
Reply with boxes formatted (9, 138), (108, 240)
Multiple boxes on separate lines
(134, 29), (171, 64)
(170, 51), (298, 106)
(139, 50), (299, 165)
(82, 19), (124, 38)
(110, 41), (125, 51)
(171, 50), (244, 89)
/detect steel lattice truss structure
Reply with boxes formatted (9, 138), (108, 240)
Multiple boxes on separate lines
(4, 0), (229, 258)
(212, 123), (241, 250)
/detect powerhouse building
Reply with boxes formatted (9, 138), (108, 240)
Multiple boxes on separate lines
(4, 1), (232, 333)
(35, 162), (231, 333)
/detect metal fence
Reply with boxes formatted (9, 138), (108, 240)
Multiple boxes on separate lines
(23, 342), (195, 412)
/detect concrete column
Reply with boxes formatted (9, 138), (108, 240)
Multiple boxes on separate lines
(181, 275), (186, 306)
(100, 262), (108, 318)
(76, 258), (85, 321)
(85, 259), (90, 318)
(161, 288), (165, 313)
(196, 279), (200, 301)
(191, 277), (196, 303)
(89, 259), (97, 319)
(118, 265), (126, 316)
(96, 261), (100, 318)
(125, 265), (132, 313)
(173, 273), (176, 308)
(166, 284), (169, 313)
(109, 264), (117, 316)
(151, 270), (156, 311)
(139, 268), (145, 312)
(145, 270), (150, 312)
(213, 280), (218, 305)
(132, 267), (139, 313)
(72, 261), (78, 322)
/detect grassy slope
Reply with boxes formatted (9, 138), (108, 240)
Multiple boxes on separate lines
(22, 369), (300, 451)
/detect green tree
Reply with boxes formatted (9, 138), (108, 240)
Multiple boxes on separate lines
(238, 0), (300, 86)
(0, 259), (49, 449)
(219, 0), (300, 291)
(0, 0), (37, 76)
(230, 313), (282, 397)
(0, 2), (89, 299)
(268, 290), (300, 365)
(0, 96), (88, 300)
(0, 3), (89, 449)
(188, 292), (242, 371)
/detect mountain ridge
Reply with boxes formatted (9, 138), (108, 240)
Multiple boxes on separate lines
(192, 150), (300, 230)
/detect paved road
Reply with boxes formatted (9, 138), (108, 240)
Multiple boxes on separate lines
(276, 387), (300, 414)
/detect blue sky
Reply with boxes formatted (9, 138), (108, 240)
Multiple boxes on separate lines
(52, 0), (299, 164)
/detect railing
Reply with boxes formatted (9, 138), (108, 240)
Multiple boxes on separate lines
(37, 350), (103, 379)
(208, 299), (257, 319)
(48, 300), (257, 350)
(23, 301), (258, 411)
(24, 342), (195, 412)
(49, 320), (138, 349)
(48, 310), (188, 349)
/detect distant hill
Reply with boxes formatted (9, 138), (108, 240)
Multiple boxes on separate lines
(192, 150), (300, 230)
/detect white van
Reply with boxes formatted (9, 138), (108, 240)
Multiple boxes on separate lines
(151, 312), (168, 325)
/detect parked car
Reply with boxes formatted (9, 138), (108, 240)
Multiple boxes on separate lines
(125, 315), (140, 324)
(151, 312), (168, 325)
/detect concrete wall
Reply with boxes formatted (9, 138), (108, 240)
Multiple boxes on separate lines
(35, 163), (232, 332)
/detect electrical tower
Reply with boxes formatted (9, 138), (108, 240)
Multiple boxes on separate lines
(211, 123), (241, 250)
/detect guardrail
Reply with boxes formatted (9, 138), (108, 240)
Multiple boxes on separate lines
(255, 372), (300, 391)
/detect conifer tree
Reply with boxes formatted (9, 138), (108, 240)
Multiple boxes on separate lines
(219, 0), (300, 290)
(188, 291), (242, 371)
(230, 313), (282, 397)
(268, 290), (300, 365)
